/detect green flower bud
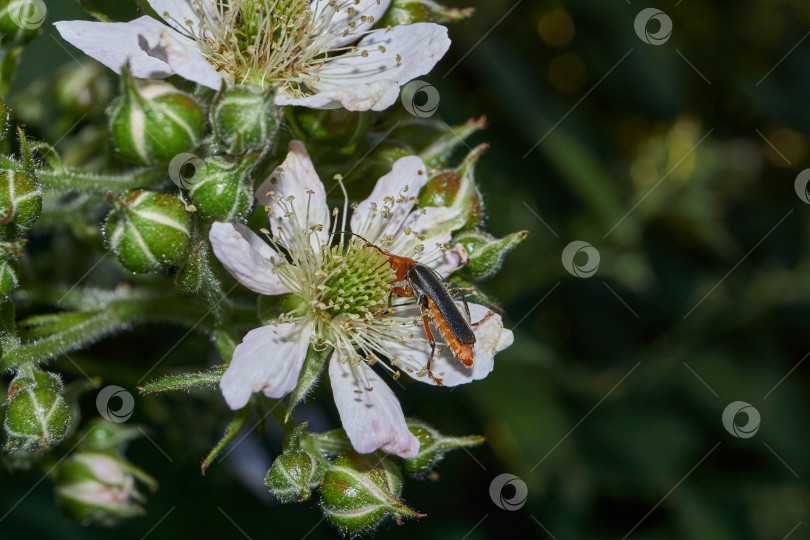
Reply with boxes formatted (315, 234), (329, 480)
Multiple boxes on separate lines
(0, 0), (46, 45)
(54, 451), (156, 526)
(211, 86), (281, 154)
(290, 108), (371, 150)
(419, 143), (487, 231)
(401, 419), (484, 477)
(54, 62), (113, 116)
(321, 452), (421, 535)
(80, 418), (142, 453)
(171, 153), (257, 221)
(266, 449), (323, 503)
(380, 0), (474, 26)
(109, 65), (206, 165)
(4, 370), (71, 452)
(103, 190), (191, 273)
(455, 229), (528, 280)
(453, 231), (529, 279)
(0, 168), (42, 240)
(0, 246), (20, 299)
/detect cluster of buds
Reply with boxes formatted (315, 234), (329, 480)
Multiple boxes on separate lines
(263, 420), (482, 535)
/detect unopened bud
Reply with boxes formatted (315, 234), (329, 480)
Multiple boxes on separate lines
(455, 229), (528, 280)
(321, 452), (421, 534)
(420, 144), (487, 231)
(103, 190), (191, 273)
(183, 154), (257, 221)
(0, 168), (42, 240)
(291, 108), (371, 148)
(109, 65), (206, 165)
(380, 0), (474, 26)
(266, 449), (323, 503)
(211, 86), (281, 154)
(4, 369), (71, 452)
(401, 419), (484, 476)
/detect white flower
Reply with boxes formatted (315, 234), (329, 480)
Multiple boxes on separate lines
(54, 0), (451, 111)
(209, 140), (513, 458)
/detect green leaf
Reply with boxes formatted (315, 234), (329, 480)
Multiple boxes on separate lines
(285, 344), (333, 421)
(138, 369), (224, 394)
(201, 407), (250, 475)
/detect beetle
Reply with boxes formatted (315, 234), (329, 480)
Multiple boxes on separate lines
(363, 242), (482, 386)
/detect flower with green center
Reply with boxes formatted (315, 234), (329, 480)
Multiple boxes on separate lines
(209, 140), (513, 458)
(55, 0), (451, 111)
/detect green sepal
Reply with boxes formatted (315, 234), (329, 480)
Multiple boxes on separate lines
(73, 0), (113, 22)
(0, 46), (23, 96)
(201, 406), (249, 475)
(285, 344), (333, 421)
(419, 116), (487, 169)
(213, 327), (239, 363)
(379, 0), (474, 26)
(138, 368), (224, 395)
(401, 419), (484, 477)
(455, 229), (528, 280)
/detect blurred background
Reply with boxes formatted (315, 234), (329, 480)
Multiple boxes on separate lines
(2, 0), (810, 538)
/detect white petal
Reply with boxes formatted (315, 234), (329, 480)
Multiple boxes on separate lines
(350, 156), (428, 239)
(311, 0), (391, 48)
(209, 222), (290, 296)
(329, 352), (419, 458)
(148, 0), (205, 31)
(275, 23), (450, 111)
(255, 141), (330, 251)
(55, 17), (174, 80)
(157, 29), (223, 89)
(221, 321), (313, 409)
(388, 206), (465, 275)
(389, 303), (512, 387)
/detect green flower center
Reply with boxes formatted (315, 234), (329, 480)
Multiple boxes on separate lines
(316, 240), (395, 318)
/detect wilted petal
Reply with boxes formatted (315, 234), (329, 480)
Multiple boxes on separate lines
(255, 141), (330, 251)
(389, 303), (512, 387)
(275, 23), (450, 111)
(350, 156), (428, 240)
(329, 352), (419, 458)
(311, 0), (391, 49)
(209, 222), (290, 296)
(221, 321), (313, 409)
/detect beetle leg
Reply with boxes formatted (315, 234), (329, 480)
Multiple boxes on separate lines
(471, 310), (496, 327)
(386, 284), (414, 312)
(418, 303), (443, 386)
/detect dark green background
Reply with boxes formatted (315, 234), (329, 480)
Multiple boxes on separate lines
(2, 0), (809, 538)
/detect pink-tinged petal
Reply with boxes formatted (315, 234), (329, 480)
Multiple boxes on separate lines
(350, 156), (428, 239)
(55, 17), (174, 80)
(275, 23), (450, 111)
(255, 141), (330, 251)
(311, 0), (391, 48)
(209, 222), (290, 296)
(221, 321), (313, 409)
(157, 29), (223, 89)
(389, 303), (512, 387)
(329, 352), (419, 458)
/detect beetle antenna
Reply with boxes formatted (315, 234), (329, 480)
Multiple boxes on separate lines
(334, 230), (375, 245)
